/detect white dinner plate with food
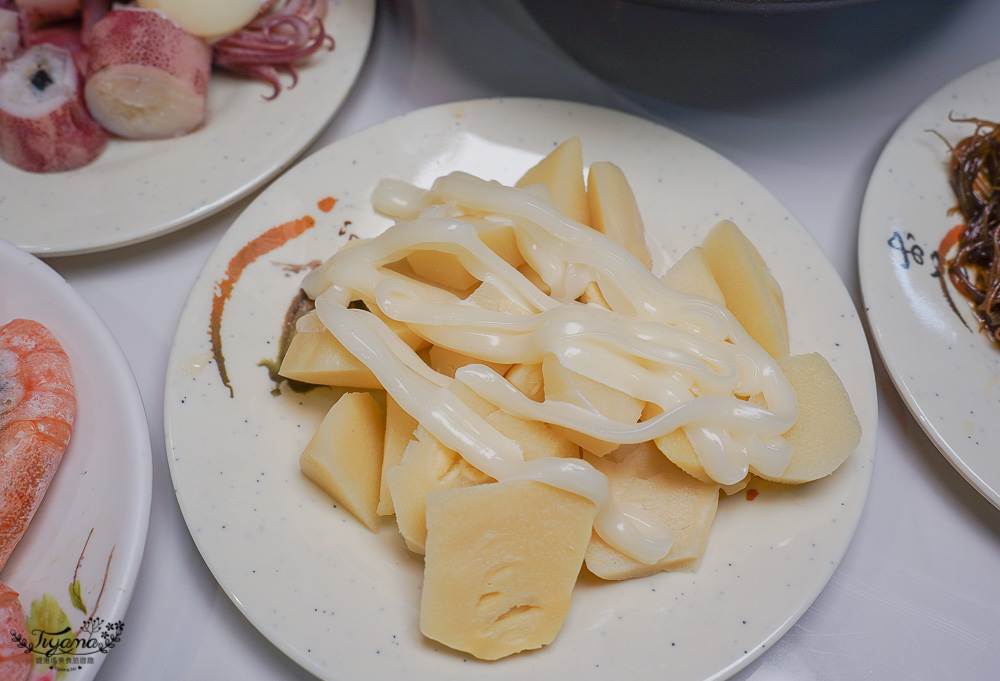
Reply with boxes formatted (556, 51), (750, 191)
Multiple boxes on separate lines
(0, 237), (151, 680)
(165, 98), (877, 681)
(0, 0), (374, 257)
(859, 57), (1000, 510)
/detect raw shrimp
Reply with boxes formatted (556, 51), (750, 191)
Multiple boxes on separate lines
(0, 318), (75, 571)
(0, 582), (30, 681)
(0, 319), (74, 680)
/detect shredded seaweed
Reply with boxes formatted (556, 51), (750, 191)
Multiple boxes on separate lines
(937, 115), (1000, 343)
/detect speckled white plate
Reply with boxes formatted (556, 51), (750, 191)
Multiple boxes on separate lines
(0, 238), (151, 680)
(165, 98), (876, 681)
(859, 57), (1000, 510)
(0, 0), (374, 257)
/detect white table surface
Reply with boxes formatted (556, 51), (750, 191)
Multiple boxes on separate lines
(36, 0), (1000, 678)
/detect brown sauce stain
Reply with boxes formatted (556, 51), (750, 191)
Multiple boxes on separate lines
(210, 215), (316, 397)
(258, 288), (317, 396)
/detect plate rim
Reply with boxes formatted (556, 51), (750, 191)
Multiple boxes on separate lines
(165, 96), (877, 681)
(0, 237), (153, 680)
(858, 54), (1000, 510)
(0, 0), (376, 258)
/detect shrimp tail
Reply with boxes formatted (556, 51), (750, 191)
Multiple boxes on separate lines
(0, 582), (31, 681)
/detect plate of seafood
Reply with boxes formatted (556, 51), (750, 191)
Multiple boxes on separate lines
(859, 56), (1000, 510)
(0, 0), (375, 257)
(0, 237), (151, 680)
(165, 98), (877, 681)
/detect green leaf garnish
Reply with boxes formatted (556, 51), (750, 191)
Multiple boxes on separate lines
(27, 594), (77, 678)
(69, 580), (87, 614)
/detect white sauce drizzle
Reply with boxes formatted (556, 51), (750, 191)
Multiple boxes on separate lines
(304, 171), (798, 565)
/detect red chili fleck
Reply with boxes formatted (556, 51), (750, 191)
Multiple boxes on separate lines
(745, 488), (759, 501)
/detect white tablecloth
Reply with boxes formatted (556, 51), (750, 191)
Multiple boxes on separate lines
(53, 0), (1000, 678)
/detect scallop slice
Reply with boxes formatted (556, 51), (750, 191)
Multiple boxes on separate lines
(135, 0), (265, 41)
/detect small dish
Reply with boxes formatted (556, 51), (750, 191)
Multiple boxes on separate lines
(860, 56), (1000, 509)
(0, 0), (375, 257)
(0, 238), (152, 680)
(166, 98), (877, 681)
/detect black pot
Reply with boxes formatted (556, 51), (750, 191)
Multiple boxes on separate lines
(623, 0), (876, 13)
(518, 0), (955, 107)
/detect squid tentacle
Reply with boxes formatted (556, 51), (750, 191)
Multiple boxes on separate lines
(211, 0), (334, 100)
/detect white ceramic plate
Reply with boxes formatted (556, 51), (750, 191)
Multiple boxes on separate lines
(165, 98), (877, 681)
(0, 0), (375, 257)
(0, 238), (151, 680)
(859, 57), (1000, 509)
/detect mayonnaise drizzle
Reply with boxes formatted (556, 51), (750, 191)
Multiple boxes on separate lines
(303, 171), (798, 564)
(314, 300), (676, 564)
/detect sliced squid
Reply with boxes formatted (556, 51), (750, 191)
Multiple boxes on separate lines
(13, 0), (80, 26)
(80, 0), (110, 45)
(84, 7), (211, 139)
(0, 8), (26, 61)
(0, 43), (107, 173)
(26, 21), (89, 73)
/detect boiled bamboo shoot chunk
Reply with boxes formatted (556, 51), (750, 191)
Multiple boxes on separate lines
(644, 401), (713, 484)
(299, 392), (386, 532)
(583, 442), (720, 579)
(278, 311), (382, 389)
(484, 410), (580, 462)
(586, 161), (653, 269)
(367, 304), (430, 351)
(406, 249), (480, 292)
(517, 263), (551, 294)
(387, 425), (493, 553)
(660, 246), (726, 307)
(465, 280), (532, 315)
(504, 363), (545, 402)
(473, 219), (526, 269)
(451, 380), (502, 418)
(541, 354), (643, 456)
(376, 395), (418, 516)
(420, 479), (597, 660)
(749, 353), (861, 483)
(701, 220), (789, 358)
(428, 344), (512, 379)
(578, 281), (611, 309)
(515, 136), (591, 226)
